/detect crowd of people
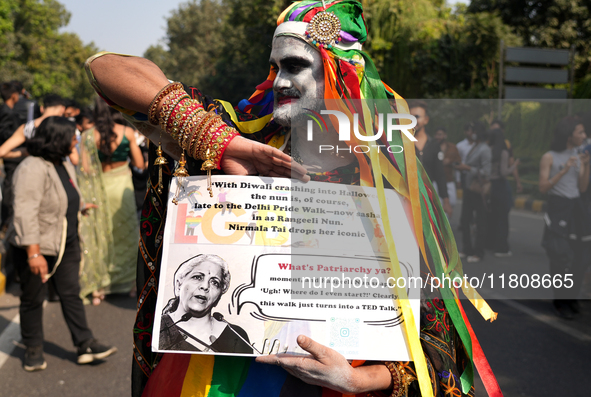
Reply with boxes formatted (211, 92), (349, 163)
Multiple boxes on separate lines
(408, 101), (523, 261)
(409, 99), (591, 321)
(0, 79), (148, 371)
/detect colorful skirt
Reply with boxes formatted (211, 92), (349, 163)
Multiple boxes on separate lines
(103, 164), (139, 294)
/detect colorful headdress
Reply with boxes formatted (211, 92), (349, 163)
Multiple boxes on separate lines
(275, 0), (366, 51)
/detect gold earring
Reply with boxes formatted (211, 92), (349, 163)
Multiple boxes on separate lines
(154, 135), (168, 194)
(200, 148), (215, 198)
(172, 151), (189, 205)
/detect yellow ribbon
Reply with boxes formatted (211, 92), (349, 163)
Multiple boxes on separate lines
(360, 103), (434, 397)
(461, 284), (498, 322)
(218, 100), (273, 134)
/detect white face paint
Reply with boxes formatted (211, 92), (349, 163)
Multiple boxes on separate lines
(270, 36), (325, 127)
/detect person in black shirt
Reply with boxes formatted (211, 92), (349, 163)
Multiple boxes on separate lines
(10, 81), (40, 126)
(11, 116), (117, 371)
(409, 100), (452, 216)
(0, 82), (24, 229)
(0, 82), (21, 145)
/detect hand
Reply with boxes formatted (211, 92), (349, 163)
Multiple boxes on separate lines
(565, 156), (577, 170)
(455, 163), (471, 171)
(516, 181), (523, 193)
(513, 158), (521, 167)
(29, 255), (48, 282)
(580, 151), (590, 166)
(256, 335), (359, 393)
(221, 137), (310, 182)
(257, 335), (392, 393)
(81, 203), (98, 216)
(443, 198), (453, 217)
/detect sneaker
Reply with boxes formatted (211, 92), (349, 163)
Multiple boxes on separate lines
(467, 255), (481, 263)
(77, 339), (117, 364)
(494, 251), (513, 257)
(23, 345), (47, 372)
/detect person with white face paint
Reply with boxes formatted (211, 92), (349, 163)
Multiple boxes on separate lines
(86, 1), (499, 397)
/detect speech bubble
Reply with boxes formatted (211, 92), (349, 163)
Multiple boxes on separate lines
(233, 253), (419, 325)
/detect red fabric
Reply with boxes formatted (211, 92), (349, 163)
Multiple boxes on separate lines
(456, 299), (504, 397)
(142, 353), (191, 397)
(255, 79), (274, 92)
(302, 5), (327, 22)
(338, 60), (361, 100)
(321, 388), (345, 397)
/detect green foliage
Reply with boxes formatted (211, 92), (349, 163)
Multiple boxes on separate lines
(363, 0), (521, 98)
(468, 0), (591, 80)
(144, 0), (290, 104)
(574, 74), (591, 98)
(209, 0), (291, 104)
(144, 0), (227, 97)
(0, 0), (97, 103)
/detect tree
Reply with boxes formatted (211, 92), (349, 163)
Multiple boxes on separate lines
(468, 0), (591, 80)
(144, 0), (227, 98)
(0, 0), (97, 102)
(209, 0), (290, 104)
(363, 0), (521, 98)
(144, 0), (290, 105)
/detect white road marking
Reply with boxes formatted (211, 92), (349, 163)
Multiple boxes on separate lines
(497, 298), (591, 342)
(0, 314), (20, 369)
(0, 300), (46, 369)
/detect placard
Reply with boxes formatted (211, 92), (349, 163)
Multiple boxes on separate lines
(152, 176), (420, 361)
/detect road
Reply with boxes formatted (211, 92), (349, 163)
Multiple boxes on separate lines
(0, 208), (590, 396)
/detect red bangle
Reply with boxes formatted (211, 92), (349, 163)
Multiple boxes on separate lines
(211, 126), (239, 169)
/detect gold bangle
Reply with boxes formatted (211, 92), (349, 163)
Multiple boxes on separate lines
(158, 90), (190, 133)
(194, 113), (222, 159)
(179, 106), (205, 148)
(187, 112), (211, 157)
(383, 362), (415, 397)
(198, 118), (225, 160)
(147, 82), (184, 125)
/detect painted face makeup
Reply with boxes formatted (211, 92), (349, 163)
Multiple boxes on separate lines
(270, 36), (325, 127)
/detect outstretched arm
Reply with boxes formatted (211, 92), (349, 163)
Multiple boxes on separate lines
(87, 54), (308, 181)
(0, 124), (26, 158)
(88, 54), (168, 115)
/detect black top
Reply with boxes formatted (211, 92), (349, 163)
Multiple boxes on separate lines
(416, 136), (448, 199)
(159, 314), (253, 354)
(0, 104), (20, 145)
(54, 163), (80, 244)
(12, 97), (40, 125)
